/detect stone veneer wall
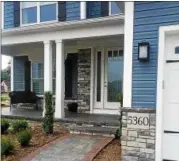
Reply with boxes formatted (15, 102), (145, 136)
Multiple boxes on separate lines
(121, 108), (156, 161)
(77, 49), (91, 112)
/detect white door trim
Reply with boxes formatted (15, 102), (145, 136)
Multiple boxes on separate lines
(94, 48), (105, 109)
(156, 24), (179, 161)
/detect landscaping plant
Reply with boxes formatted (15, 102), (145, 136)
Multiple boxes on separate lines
(1, 119), (10, 134)
(1, 136), (14, 156)
(11, 120), (28, 132)
(42, 92), (55, 134)
(17, 130), (32, 146)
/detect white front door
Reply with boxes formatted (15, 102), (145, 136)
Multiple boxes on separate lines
(94, 48), (123, 113)
(162, 34), (179, 161)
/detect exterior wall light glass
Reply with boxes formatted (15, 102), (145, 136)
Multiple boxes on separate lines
(138, 42), (150, 61)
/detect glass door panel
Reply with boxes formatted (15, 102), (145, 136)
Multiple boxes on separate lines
(104, 49), (123, 109)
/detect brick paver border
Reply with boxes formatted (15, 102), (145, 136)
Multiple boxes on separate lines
(82, 135), (114, 161)
(21, 134), (114, 161)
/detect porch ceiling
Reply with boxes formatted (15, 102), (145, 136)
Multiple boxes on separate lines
(2, 42), (43, 56)
(2, 35), (124, 57)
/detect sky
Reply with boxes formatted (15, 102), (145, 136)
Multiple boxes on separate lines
(1, 55), (11, 69)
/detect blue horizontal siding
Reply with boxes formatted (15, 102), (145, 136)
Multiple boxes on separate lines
(66, 2), (80, 21)
(87, 2), (101, 18)
(132, 2), (179, 108)
(133, 81), (156, 88)
(4, 1), (20, 29)
(135, 2), (179, 11)
(4, 2), (14, 29)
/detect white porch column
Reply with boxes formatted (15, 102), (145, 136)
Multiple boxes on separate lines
(80, 1), (86, 19)
(123, 2), (134, 108)
(55, 40), (65, 118)
(10, 57), (14, 91)
(44, 41), (53, 92)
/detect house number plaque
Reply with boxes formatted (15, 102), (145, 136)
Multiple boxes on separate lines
(127, 113), (150, 129)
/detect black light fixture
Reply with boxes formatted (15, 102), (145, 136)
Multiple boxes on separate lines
(138, 41), (150, 61)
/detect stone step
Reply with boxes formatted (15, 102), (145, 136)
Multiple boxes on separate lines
(59, 117), (120, 127)
(67, 125), (119, 137)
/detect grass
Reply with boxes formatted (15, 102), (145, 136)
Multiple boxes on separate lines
(1, 93), (9, 102)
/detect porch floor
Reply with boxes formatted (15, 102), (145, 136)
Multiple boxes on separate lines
(1, 107), (120, 125)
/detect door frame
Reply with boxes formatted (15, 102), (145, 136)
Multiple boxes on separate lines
(156, 24), (179, 161)
(93, 47), (123, 112)
(103, 47), (123, 109)
(94, 48), (105, 109)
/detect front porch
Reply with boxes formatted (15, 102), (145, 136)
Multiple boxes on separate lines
(2, 34), (124, 118)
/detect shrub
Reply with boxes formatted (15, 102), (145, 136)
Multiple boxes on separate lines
(17, 130), (32, 146)
(11, 120), (28, 132)
(115, 128), (121, 139)
(42, 92), (54, 134)
(1, 119), (10, 134)
(1, 137), (14, 156)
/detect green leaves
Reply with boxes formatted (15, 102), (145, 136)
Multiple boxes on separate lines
(42, 92), (55, 134)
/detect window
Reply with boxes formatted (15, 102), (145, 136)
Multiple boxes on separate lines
(40, 2), (57, 22)
(32, 63), (44, 95)
(32, 54), (56, 95)
(110, 2), (121, 15)
(21, 2), (37, 24)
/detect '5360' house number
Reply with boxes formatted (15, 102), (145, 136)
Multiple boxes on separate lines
(127, 116), (149, 126)
(127, 113), (150, 129)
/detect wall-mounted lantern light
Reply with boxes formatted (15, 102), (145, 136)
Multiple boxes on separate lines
(138, 42), (150, 61)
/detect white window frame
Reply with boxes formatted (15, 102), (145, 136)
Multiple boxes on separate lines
(39, 2), (58, 24)
(109, 1), (121, 16)
(20, 2), (58, 27)
(1, 2), (4, 29)
(31, 61), (44, 96)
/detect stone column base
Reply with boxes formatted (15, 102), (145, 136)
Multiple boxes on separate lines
(121, 108), (156, 161)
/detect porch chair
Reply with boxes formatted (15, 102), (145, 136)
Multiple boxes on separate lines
(9, 91), (39, 111)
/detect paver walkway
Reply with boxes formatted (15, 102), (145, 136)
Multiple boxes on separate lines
(22, 134), (113, 161)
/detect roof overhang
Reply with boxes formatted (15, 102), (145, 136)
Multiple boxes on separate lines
(2, 14), (124, 37)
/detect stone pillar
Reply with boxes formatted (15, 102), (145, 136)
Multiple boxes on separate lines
(44, 41), (53, 92)
(55, 40), (65, 118)
(121, 108), (156, 161)
(80, 1), (86, 19)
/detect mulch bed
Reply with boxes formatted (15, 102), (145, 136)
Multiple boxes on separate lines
(2, 121), (69, 161)
(93, 139), (121, 161)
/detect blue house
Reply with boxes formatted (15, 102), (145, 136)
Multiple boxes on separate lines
(1, 2), (179, 161)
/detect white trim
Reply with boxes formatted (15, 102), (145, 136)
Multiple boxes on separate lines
(109, 2), (112, 15)
(123, 2), (134, 108)
(1, 2), (4, 29)
(93, 109), (120, 115)
(56, 1), (58, 21)
(80, 1), (86, 20)
(90, 47), (94, 114)
(155, 24), (179, 161)
(37, 2), (40, 24)
(10, 57), (14, 91)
